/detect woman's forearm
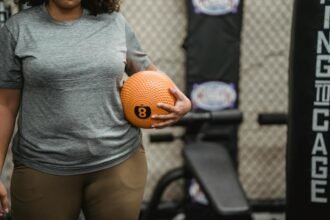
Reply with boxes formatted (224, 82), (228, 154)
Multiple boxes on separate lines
(0, 106), (18, 173)
(0, 89), (21, 173)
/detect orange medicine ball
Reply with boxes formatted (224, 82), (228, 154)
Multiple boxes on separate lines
(120, 71), (177, 128)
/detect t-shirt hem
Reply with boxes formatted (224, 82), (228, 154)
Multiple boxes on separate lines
(12, 143), (142, 176)
(0, 83), (22, 89)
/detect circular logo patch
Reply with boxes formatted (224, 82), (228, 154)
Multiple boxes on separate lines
(192, 0), (240, 16)
(191, 81), (237, 111)
(134, 106), (151, 119)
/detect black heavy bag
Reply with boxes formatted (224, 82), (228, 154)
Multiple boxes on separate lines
(287, 0), (330, 219)
(183, 1), (244, 219)
(184, 0), (243, 94)
(183, 0), (244, 165)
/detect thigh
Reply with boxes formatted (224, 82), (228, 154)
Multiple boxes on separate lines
(83, 145), (148, 220)
(10, 164), (83, 220)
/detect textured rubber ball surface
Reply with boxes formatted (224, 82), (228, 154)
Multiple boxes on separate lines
(120, 71), (176, 128)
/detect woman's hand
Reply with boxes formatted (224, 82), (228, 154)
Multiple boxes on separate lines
(151, 87), (192, 128)
(0, 181), (9, 218)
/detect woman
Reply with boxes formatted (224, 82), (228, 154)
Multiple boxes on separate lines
(0, 0), (192, 219)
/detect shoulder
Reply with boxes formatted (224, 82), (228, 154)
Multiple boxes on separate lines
(95, 11), (128, 26)
(111, 11), (127, 23)
(6, 6), (41, 26)
(5, 6), (42, 35)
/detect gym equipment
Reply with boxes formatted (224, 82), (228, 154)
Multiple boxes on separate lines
(120, 71), (176, 128)
(257, 113), (287, 213)
(184, 0), (244, 172)
(257, 113), (287, 125)
(0, 0), (9, 27)
(288, 0), (330, 219)
(141, 109), (253, 220)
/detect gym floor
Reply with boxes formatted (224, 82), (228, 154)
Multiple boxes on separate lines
(253, 213), (285, 220)
(157, 212), (286, 220)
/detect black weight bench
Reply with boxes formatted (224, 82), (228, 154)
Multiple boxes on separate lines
(142, 110), (252, 220)
(183, 141), (252, 219)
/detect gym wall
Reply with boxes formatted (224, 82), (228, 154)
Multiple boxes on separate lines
(121, 0), (294, 204)
(1, 0), (294, 206)
(238, 0), (293, 201)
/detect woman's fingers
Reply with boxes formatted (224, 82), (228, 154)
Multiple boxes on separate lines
(151, 87), (192, 128)
(0, 181), (9, 217)
(155, 103), (177, 115)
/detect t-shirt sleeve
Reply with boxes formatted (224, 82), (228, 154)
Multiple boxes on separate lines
(124, 20), (153, 75)
(0, 24), (23, 89)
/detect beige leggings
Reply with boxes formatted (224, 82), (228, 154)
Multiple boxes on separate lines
(10, 145), (147, 220)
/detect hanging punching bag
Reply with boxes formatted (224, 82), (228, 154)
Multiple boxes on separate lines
(183, 0), (243, 165)
(287, 0), (330, 219)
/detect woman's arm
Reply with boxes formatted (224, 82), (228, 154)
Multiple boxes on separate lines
(0, 89), (21, 215)
(145, 65), (192, 128)
(151, 87), (192, 128)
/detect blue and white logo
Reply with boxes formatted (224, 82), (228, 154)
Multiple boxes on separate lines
(192, 0), (240, 16)
(191, 81), (237, 111)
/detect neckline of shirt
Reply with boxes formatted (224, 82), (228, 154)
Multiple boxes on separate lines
(40, 4), (89, 26)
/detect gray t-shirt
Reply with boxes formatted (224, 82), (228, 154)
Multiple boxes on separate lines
(0, 5), (152, 175)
